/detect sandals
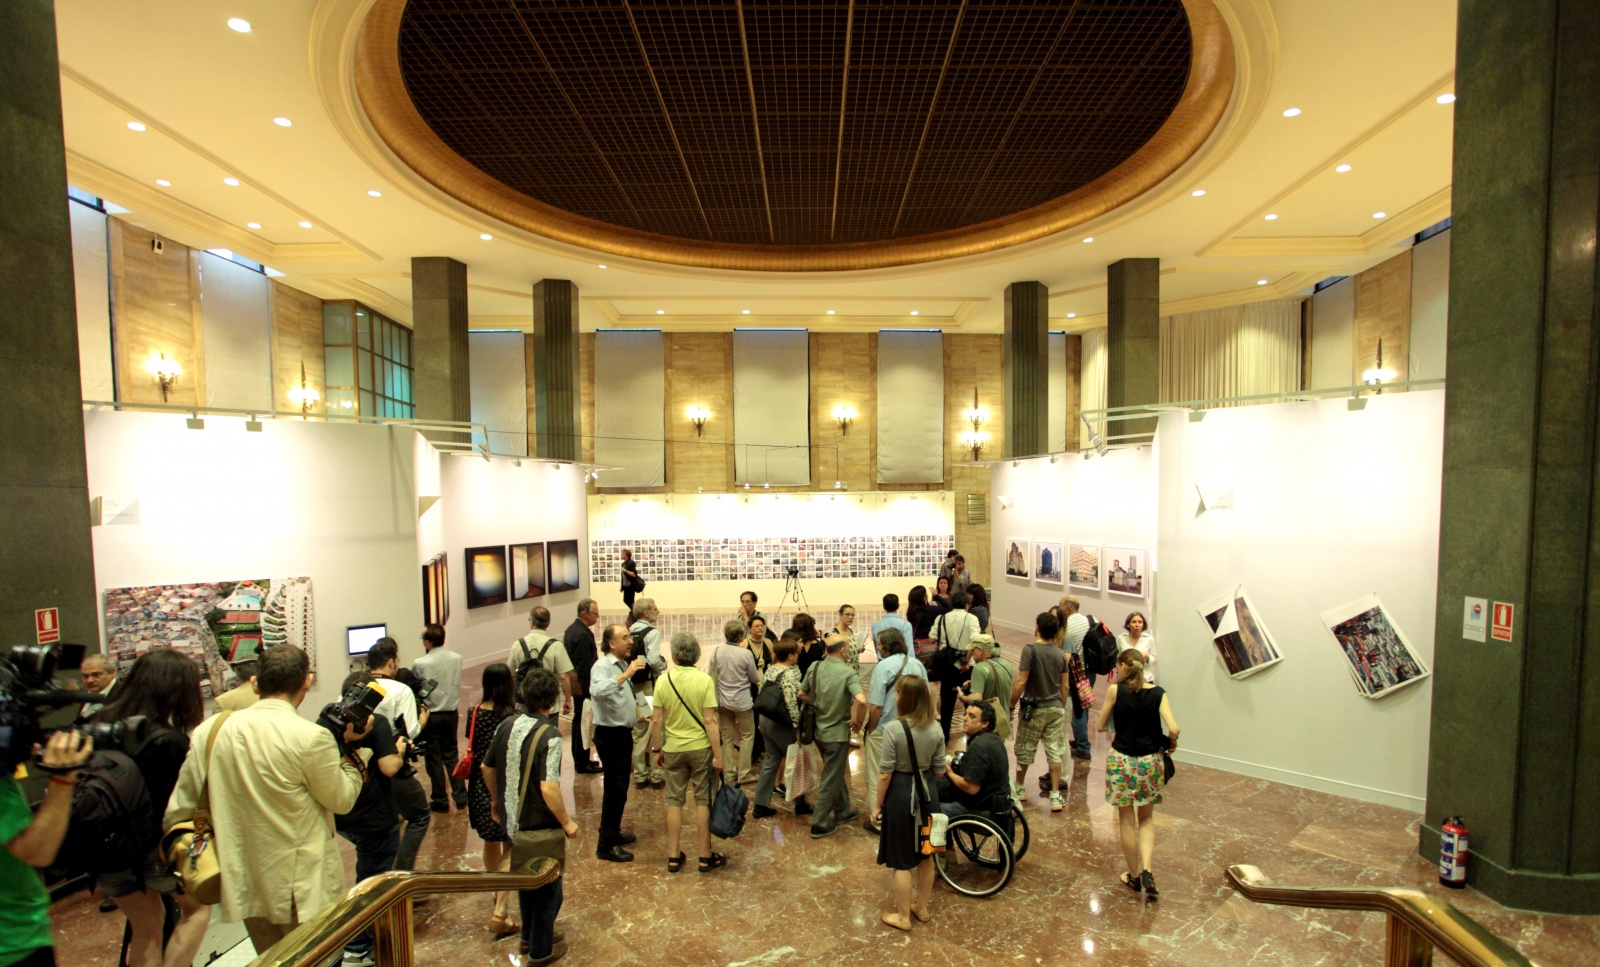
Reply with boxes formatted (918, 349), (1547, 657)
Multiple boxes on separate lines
(488, 914), (520, 937)
(1122, 873), (1143, 893)
(1141, 870), (1160, 898)
(698, 852), (726, 873)
(666, 852), (686, 873)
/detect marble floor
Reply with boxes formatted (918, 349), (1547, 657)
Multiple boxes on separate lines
(49, 621), (1599, 967)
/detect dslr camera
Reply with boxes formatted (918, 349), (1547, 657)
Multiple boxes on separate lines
(1, 643), (151, 768)
(316, 680), (385, 752)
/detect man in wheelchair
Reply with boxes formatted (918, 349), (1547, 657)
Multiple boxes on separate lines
(937, 703), (1014, 833)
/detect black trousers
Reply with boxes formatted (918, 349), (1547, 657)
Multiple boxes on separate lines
(421, 709), (465, 807)
(592, 724), (632, 848)
(571, 693), (593, 767)
(927, 662), (964, 742)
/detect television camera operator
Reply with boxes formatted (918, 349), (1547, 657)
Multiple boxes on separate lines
(4, 729), (94, 967)
(364, 638), (432, 870)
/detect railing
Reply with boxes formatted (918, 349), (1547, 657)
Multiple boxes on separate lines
(250, 866), (560, 967)
(1225, 865), (1537, 967)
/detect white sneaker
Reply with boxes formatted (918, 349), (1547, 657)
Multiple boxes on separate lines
(342, 951), (375, 967)
(1049, 791), (1065, 812)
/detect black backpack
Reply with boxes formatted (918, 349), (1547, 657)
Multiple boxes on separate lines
(1082, 616), (1120, 676)
(516, 634), (556, 686)
(629, 627), (659, 684)
(56, 749), (157, 875)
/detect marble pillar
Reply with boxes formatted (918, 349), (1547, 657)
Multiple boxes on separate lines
(1106, 258), (1159, 440)
(411, 257), (471, 447)
(1003, 281), (1048, 458)
(532, 280), (580, 462)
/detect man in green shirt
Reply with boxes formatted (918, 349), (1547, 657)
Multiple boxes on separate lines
(798, 634), (866, 838)
(959, 634), (1013, 740)
(650, 632), (725, 872)
(3, 730), (95, 967)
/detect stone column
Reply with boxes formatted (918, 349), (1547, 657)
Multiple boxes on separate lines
(1003, 281), (1048, 458)
(1105, 258), (1159, 440)
(0, 1), (99, 649)
(531, 280), (580, 462)
(410, 257), (470, 447)
(1423, 0), (1600, 914)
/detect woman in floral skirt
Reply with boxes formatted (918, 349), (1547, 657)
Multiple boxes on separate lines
(1095, 649), (1179, 899)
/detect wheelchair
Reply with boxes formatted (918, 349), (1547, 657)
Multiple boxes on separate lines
(933, 796), (1030, 898)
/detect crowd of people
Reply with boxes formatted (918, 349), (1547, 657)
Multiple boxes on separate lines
(1, 555), (1178, 967)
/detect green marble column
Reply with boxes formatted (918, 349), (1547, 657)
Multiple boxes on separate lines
(1003, 281), (1048, 458)
(410, 257), (471, 433)
(531, 279), (580, 462)
(1423, 0), (1600, 914)
(1106, 258), (1159, 440)
(0, 1), (99, 651)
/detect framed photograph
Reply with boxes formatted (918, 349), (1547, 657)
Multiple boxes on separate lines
(1106, 546), (1146, 598)
(548, 539), (581, 593)
(1197, 586), (1282, 679)
(1067, 542), (1102, 591)
(421, 554), (450, 626)
(509, 542), (547, 600)
(1320, 594), (1430, 699)
(1033, 540), (1064, 585)
(1003, 538), (1030, 578)
(465, 546), (508, 609)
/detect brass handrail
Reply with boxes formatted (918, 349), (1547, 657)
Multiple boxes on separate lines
(250, 865), (560, 967)
(1225, 865), (1537, 967)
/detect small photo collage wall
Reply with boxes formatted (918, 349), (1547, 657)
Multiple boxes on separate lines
(590, 534), (954, 584)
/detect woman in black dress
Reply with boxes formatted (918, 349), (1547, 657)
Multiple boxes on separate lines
(620, 548), (641, 611)
(468, 663), (518, 934)
(873, 676), (948, 931)
(1095, 649), (1180, 898)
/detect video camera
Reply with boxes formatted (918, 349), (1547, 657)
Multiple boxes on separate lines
(394, 667), (438, 709)
(0, 643), (150, 769)
(315, 680), (385, 751)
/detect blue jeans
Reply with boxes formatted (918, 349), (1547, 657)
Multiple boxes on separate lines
(339, 825), (399, 957)
(519, 877), (563, 958)
(1071, 705), (1090, 756)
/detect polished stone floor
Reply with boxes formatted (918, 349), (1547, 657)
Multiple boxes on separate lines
(48, 622), (1599, 966)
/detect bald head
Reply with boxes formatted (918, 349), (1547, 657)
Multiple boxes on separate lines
(1058, 595), (1081, 615)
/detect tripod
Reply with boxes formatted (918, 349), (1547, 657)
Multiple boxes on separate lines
(783, 565), (809, 612)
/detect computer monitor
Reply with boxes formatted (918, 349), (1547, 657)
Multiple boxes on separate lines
(346, 624), (387, 657)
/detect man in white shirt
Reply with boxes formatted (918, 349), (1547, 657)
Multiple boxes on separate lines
(413, 623), (466, 812)
(930, 591), (981, 746)
(511, 606), (576, 713)
(366, 639), (430, 869)
(710, 620), (761, 786)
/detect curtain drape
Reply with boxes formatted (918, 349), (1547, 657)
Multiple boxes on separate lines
(1159, 301), (1302, 405)
(877, 330), (944, 483)
(595, 330), (665, 486)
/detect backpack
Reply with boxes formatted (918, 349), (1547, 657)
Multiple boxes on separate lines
(629, 627), (659, 684)
(1082, 616), (1120, 676)
(57, 749), (157, 875)
(754, 677), (791, 727)
(516, 633), (556, 685)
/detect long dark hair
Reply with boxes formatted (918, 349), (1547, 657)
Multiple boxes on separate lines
(906, 584), (929, 628)
(481, 662), (515, 711)
(791, 612), (818, 643)
(968, 584), (989, 609)
(94, 648), (204, 733)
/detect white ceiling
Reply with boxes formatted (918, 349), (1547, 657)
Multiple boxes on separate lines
(52, 0), (1458, 334)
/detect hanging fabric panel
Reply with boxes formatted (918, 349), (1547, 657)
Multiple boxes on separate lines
(733, 330), (810, 485)
(876, 330), (944, 483)
(595, 330), (665, 486)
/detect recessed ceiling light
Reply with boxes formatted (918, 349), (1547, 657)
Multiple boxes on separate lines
(1082, 236), (1094, 243)
(367, 190), (381, 197)
(298, 220), (313, 228)
(1437, 93), (1456, 104)
(1067, 312), (1077, 319)
(127, 121), (147, 132)
(826, 309), (835, 315)
(247, 222), (261, 229)
(656, 309), (665, 314)
(1191, 189), (1206, 197)
(1336, 164), (1352, 173)
(1282, 107), (1301, 117)
(155, 179), (171, 187)
(910, 310), (919, 316)
(1257, 279), (1269, 285)
(479, 233), (492, 240)
(223, 177), (240, 186)
(273, 117), (292, 127)
(227, 17), (251, 32)
(1264, 213), (1278, 221)
(741, 309), (750, 315)
(1373, 211), (1387, 219)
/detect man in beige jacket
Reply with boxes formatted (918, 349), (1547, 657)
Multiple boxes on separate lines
(165, 645), (365, 956)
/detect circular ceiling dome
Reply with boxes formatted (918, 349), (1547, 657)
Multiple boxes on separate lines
(357, 0), (1233, 270)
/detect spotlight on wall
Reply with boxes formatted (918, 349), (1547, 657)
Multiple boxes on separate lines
(959, 387), (990, 460)
(145, 352), (181, 402)
(286, 361), (320, 417)
(1080, 414), (1109, 457)
(832, 404), (856, 435)
(687, 404), (711, 436)
(743, 482), (751, 491)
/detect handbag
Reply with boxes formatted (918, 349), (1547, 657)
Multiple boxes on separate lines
(797, 700), (817, 745)
(508, 724), (566, 873)
(754, 676), (791, 726)
(451, 706), (477, 781)
(913, 638), (938, 663)
(162, 711), (232, 904)
(1162, 751), (1176, 785)
(1068, 652), (1096, 709)
(899, 721), (945, 854)
(665, 673), (748, 839)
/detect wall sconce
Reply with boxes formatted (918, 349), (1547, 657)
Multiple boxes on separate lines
(832, 404), (856, 435)
(286, 362), (320, 417)
(687, 405), (710, 436)
(1362, 338), (1397, 394)
(145, 352), (181, 402)
(959, 387), (989, 460)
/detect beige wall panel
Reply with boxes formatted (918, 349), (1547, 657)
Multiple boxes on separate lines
(1354, 248), (1412, 391)
(945, 334), (1002, 583)
(666, 332), (732, 493)
(810, 333), (875, 492)
(110, 222), (200, 406)
(270, 280), (326, 416)
(579, 333), (595, 487)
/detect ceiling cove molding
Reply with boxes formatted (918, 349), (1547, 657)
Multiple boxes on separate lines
(320, 0), (1238, 274)
(1205, 187), (1453, 258)
(305, 276), (412, 323)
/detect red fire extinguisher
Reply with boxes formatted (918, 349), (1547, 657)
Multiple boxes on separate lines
(1439, 816), (1468, 888)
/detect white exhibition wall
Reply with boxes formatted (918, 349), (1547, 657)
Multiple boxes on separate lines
(586, 491), (955, 611)
(84, 410), (423, 710)
(1155, 392), (1443, 810)
(430, 455), (590, 668)
(988, 447), (1158, 636)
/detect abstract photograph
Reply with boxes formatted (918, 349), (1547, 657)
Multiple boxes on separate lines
(1320, 594), (1430, 699)
(466, 545), (508, 609)
(1106, 546), (1146, 598)
(1003, 538), (1030, 578)
(1034, 540), (1064, 585)
(510, 542), (547, 600)
(548, 539), (581, 593)
(1068, 542), (1102, 591)
(421, 554), (450, 626)
(1197, 586), (1282, 679)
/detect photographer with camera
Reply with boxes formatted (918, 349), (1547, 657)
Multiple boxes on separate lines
(164, 645), (366, 957)
(364, 639), (432, 870)
(330, 672), (405, 967)
(3, 729), (94, 967)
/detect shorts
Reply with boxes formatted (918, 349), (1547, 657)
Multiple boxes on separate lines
(97, 848), (178, 898)
(1013, 705), (1067, 765)
(662, 747), (713, 806)
(1105, 748), (1165, 807)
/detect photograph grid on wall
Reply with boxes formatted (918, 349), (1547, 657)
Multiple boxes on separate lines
(589, 534), (954, 584)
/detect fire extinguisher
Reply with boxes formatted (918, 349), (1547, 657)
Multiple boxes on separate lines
(1439, 816), (1468, 888)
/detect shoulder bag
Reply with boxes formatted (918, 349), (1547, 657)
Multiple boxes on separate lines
(899, 721), (946, 853)
(666, 672), (748, 839)
(976, 658), (1013, 740)
(754, 673), (792, 726)
(161, 711), (232, 905)
(507, 724), (566, 874)
(451, 706), (478, 781)
(797, 666), (818, 745)
(1067, 652), (1096, 709)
